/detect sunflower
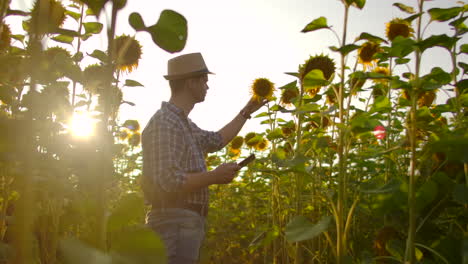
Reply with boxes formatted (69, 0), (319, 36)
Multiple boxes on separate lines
(255, 138), (269, 151)
(281, 122), (295, 137)
(358, 42), (380, 69)
(280, 85), (299, 106)
(230, 136), (244, 149)
(372, 84), (388, 99)
(251, 78), (275, 102)
(114, 35), (142, 73)
(29, 0), (66, 35)
(372, 66), (390, 84)
(299, 54), (336, 82)
(385, 18), (414, 41)
(0, 24), (11, 52)
(307, 87), (321, 97)
(244, 132), (259, 148)
(417, 90), (436, 107)
(83, 64), (107, 94)
(228, 147), (241, 159)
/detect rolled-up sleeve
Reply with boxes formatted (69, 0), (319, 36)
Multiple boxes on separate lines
(149, 121), (187, 192)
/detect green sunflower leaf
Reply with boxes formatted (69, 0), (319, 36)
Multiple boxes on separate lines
(458, 62), (468, 75)
(278, 80), (297, 90)
(80, 0), (109, 17)
(395, 58), (410, 65)
(330, 44), (360, 56)
(428, 7), (463, 22)
(54, 28), (81, 37)
(355, 32), (387, 43)
(302, 69), (329, 89)
(65, 10), (81, 21)
(416, 34), (458, 52)
(146, 10), (187, 53)
(83, 22), (103, 35)
(285, 72), (300, 78)
(352, 0), (366, 9)
(124, 79), (144, 87)
(393, 3), (415, 14)
(285, 215), (332, 242)
(369, 96), (391, 114)
(404, 12), (423, 23)
(88, 49), (108, 62)
(11, 34), (25, 43)
(460, 44), (468, 54)
(129, 12), (146, 31)
(449, 16), (467, 30)
(389, 36), (416, 58)
(301, 17), (329, 33)
(51, 35), (74, 44)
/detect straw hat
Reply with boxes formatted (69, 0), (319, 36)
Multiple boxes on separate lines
(164, 52), (214, 80)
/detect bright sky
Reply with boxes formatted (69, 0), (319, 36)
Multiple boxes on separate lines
(9, 0), (466, 135)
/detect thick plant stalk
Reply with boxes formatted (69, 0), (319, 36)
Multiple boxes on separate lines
(12, 29), (42, 264)
(93, 2), (119, 251)
(0, 0), (11, 32)
(405, 0), (424, 262)
(336, 3), (350, 263)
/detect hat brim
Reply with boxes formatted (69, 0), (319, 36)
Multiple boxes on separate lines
(164, 69), (215, 80)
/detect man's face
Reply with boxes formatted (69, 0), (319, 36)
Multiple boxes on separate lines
(187, 74), (209, 103)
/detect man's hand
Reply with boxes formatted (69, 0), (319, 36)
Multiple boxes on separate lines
(242, 98), (268, 117)
(212, 163), (240, 184)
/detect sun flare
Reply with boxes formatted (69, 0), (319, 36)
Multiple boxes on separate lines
(69, 112), (97, 138)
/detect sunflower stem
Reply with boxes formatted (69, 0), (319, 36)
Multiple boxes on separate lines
(71, 4), (85, 108)
(405, 0), (424, 263)
(336, 2), (350, 263)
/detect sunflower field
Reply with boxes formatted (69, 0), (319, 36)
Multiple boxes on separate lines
(0, 0), (467, 264)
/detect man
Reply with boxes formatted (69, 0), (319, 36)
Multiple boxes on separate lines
(141, 52), (265, 264)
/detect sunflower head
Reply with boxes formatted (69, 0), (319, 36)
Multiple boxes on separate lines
(280, 85), (299, 106)
(83, 64), (107, 94)
(385, 18), (414, 41)
(0, 24), (11, 52)
(281, 122), (295, 137)
(29, 0), (66, 35)
(299, 54), (336, 82)
(255, 138), (269, 151)
(244, 132), (259, 148)
(230, 136), (244, 149)
(114, 35), (142, 73)
(227, 147), (241, 160)
(372, 66), (391, 84)
(358, 42), (380, 69)
(418, 90), (436, 107)
(251, 78), (275, 102)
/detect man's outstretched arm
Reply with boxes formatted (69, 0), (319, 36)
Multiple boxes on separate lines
(218, 99), (267, 147)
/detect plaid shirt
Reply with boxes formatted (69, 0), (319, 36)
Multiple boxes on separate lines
(142, 101), (223, 207)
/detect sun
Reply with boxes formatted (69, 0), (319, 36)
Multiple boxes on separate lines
(69, 112), (97, 138)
